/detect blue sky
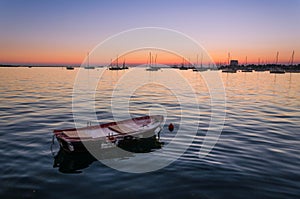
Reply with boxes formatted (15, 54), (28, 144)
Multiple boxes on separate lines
(0, 0), (299, 64)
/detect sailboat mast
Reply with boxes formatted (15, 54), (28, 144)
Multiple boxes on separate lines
(152, 55), (154, 67)
(149, 52), (152, 67)
(291, 50), (295, 65)
(201, 53), (203, 68)
(228, 52), (230, 66)
(87, 52), (89, 67)
(116, 55), (118, 67)
(275, 51), (279, 65)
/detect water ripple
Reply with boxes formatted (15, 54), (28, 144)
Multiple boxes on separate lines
(0, 68), (300, 198)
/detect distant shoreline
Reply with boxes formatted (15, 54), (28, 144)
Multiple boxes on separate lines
(1, 63), (300, 73)
(0, 64), (80, 68)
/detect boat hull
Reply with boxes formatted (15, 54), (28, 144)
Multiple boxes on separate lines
(53, 115), (164, 153)
(270, 71), (285, 74)
(222, 70), (237, 73)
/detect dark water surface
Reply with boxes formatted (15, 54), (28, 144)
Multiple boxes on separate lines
(0, 67), (300, 198)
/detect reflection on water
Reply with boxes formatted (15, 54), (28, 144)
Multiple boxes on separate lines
(0, 67), (300, 198)
(53, 136), (163, 174)
(53, 149), (96, 174)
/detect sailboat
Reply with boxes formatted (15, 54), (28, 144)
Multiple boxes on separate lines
(66, 66), (74, 70)
(109, 55), (123, 70)
(122, 59), (128, 69)
(269, 51), (285, 74)
(146, 53), (160, 71)
(222, 52), (237, 73)
(179, 57), (188, 70)
(286, 51), (300, 73)
(193, 54), (207, 72)
(270, 68), (285, 74)
(84, 52), (95, 69)
(222, 68), (237, 73)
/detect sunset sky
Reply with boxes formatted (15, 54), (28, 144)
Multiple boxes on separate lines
(0, 0), (299, 65)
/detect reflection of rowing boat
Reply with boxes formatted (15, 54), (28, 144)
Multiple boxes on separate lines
(53, 148), (97, 174)
(53, 135), (163, 173)
(53, 115), (164, 153)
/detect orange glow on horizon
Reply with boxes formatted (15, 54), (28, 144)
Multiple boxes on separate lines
(1, 48), (299, 66)
(110, 50), (186, 66)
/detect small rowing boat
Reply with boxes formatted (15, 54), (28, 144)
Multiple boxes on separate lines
(53, 115), (164, 153)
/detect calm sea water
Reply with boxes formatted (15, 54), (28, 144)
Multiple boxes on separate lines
(0, 67), (300, 199)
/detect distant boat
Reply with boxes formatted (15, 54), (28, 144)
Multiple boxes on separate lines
(146, 52), (160, 71)
(109, 55), (124, 70)
(84, 52), (95, 69)
(179, 63), (188, 70)
(146, 67), (160, 71)
(286, 69), (300, 73)
(193, 68), (207, 72)
(255, 68), (266, 72)
(270, 68), (285, 74)
(193, 66), (207, 72)
(178, 56), (188, 70)
(241, 69), (253, 72)
(179, 67), (188, 70)
(109, 67), (122, 70)
(209, 67), (219, 71)
(84, 66), (95, 69)
(222, 68), (237, 73)
(66, 66), (74, 70)
(122, 60), (128, 70)
(269, 52), (285, 74)
(53, 115), (164, 153)
(193, 53), (206, 72)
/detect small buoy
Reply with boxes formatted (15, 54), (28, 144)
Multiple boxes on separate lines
(168, 123), (174, 132)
